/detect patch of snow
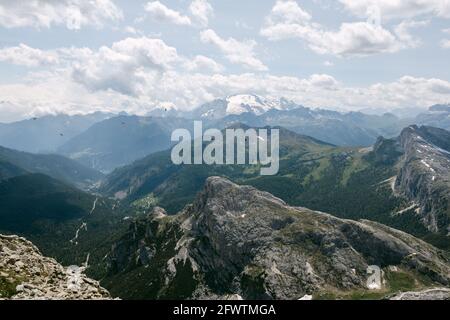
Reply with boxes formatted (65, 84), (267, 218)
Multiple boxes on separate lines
(225, 94), (279, 116)
(421, 160), (436, 173)
(299, 294), (313, 300)
(201, 109), (215, 118)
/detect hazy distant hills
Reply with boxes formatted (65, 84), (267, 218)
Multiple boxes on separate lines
(0, 144), (126, 273)
(210, 108), (406, 147)
(0, 97), (449, 175)
(0, 112), (112, 153)
(415, 104), (450, 131)
(57, 115), (190, 173)
(0, 160), (27, 181)
(152, 95), (450, 147)
(0, 145), (103, 189)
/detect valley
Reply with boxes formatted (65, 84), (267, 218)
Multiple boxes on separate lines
(0, 98), (449, 300)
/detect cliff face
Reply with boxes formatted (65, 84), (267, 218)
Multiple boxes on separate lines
(0, 234), (110, 300)
(395, 126), (450, 234)
(104, 177), (450, 300)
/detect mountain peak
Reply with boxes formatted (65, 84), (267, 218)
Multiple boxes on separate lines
(203, 176), (286, 203)
(105, 177), (450, 299)
(190, 94), (300, 119)
(428, 104), (450, 112)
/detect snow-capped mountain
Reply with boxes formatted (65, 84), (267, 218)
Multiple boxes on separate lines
(188, 94), (301, 120)
(146, 104), (179, 118)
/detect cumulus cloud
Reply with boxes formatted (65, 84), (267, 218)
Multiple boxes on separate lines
(441, 28), (450, 48)
(1, 37), (449, 122)
(0, 0), (122, 29)
(144, 1), (192, 26)
(394, 20), (429, 48)
(0, 37), (224, 97)
(70, 37), (181, 96)
(308, 74), (338, 88)
(260, 1), (426, 57)
(441, 39), (450, 48)
(0, 44), (59, 67)
(183, 55), (224, 73)
(200, 29), (268, 71)
(189, 0), (213, 27)
(339, 0), (450, 20)
(1, 67), (449, 122)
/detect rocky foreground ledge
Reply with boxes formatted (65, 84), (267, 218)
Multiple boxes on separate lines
(0, 234), (110, 300)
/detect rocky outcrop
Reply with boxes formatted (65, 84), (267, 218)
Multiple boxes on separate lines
(390, 288), (450, 300)
(395, 125), (450, 234)
(0, 234), (111, 300)
(104, 177), (450, 300)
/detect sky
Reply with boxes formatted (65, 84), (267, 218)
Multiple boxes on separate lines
(0, 0), (449, 122)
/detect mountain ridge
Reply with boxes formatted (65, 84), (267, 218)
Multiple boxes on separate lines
(102, 177), (450, 299)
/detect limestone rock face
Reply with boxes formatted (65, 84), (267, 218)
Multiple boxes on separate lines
(396, 125), (450, 234)
(105, 177), (450, 300)
(0, 234), (111, 300)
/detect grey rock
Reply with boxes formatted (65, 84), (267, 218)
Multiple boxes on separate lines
(104, 177), (450, 300)
(0, 234), (111, 300)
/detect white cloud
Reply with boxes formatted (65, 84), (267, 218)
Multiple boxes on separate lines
(0, 44), (59, 67)
(189, 0), (213, 27)
(261, 1), (426, 57)
(0, 0), (122, 30)
(1, 38), (449, 122)
(123, 26), (142, 35)
(441, 28), (450, 48)
(200, 29), (268, 71)
(339, 0), (450, 20)
(183, 55), (224, 73)
(1, 69), (449, 122)
(268, 0), (312, 24)
(308, 74), (338, 88)
(441, 39), (450, 48)
(394, 20), (429, 48)
(70, 37), (181, 96)
(144, 1), (191, 26)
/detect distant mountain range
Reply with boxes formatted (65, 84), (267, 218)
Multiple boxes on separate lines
(0, 145), (103, 189)
(1, 97), (449, 173)
(184, 94), (300, 119)
(0, 112), (112, 153)
(57, 115), (189, 173)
